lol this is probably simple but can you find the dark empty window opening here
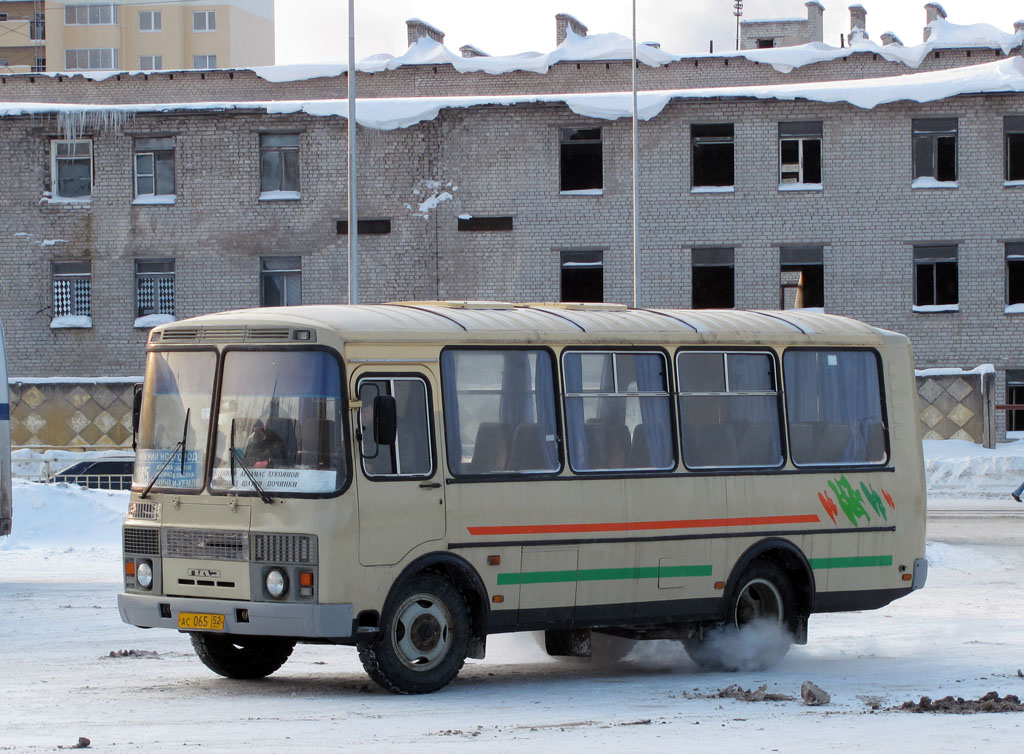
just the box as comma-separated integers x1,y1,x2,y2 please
1007,243,1024,306
913,118,957,183
757,38,775,48
1007,370,1024,431
692,248,734,309
1005,117,1024,182
336,218,391,235
692,124,734,189
780,246,824,309
561,251,603,302
913,245,958,307
779,122,822,185
560,127,602,192
457,216,514,232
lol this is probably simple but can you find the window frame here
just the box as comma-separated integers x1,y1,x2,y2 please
134,258,176,318
133,136,175,199
1005,116,1024,184
1006,243,1024,309
192,54,217,69
259,133,301,197
356,374,436,481
675,347,785,471
193,10,216,32
691,123,735,191
779,246,824,310
139,10,161,32
778,121,822,188
260,256,302,307
560,250,604,303
561,348,676,474
913,244,959,309
65,48,118,70
51,260,92,319
138,55,163,70
691,247,735,309
51,139,93,200
559,126,603,194
912,117,958,185
64,4,117,26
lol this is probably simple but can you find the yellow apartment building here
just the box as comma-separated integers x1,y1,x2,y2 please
0,0,273,73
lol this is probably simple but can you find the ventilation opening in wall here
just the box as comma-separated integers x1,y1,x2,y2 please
561,250,603,303
337,218,391,234
457,216,513,231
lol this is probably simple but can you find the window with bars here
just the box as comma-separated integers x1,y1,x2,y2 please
779,121,822,187
134,137,174,198
135,260,175,317
52,261,91,318
261,257,301,306
65,48,117,70
139,10,161,31
260,134,300,196
65,4,117,25
51,140,92,199
912,118,958,185
193,11,216,31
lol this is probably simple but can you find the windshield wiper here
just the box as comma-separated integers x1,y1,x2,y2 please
230,418,275,505
140,408,189,499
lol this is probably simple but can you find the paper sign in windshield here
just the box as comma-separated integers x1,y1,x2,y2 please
211,467,337,494
135,449,203,489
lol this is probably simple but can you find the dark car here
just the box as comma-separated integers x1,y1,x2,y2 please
50,460,135,490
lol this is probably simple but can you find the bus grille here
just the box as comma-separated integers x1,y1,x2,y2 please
127,500,159,520
163,528,249,561
153,326,293,343
123,527,160,556
252,533,316,564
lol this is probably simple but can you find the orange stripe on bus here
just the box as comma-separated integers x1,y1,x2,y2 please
467,514,821,536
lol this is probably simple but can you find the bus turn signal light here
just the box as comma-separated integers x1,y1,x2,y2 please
125,561,136,576
902,573,912,581
492,595,504,604
299,572,314,587
487,555,501,566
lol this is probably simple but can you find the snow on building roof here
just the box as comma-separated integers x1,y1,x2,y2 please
5,56,1024,132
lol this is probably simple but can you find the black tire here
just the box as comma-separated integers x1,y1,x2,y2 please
190,633,295,679
358,573,471,694
683,561,798,672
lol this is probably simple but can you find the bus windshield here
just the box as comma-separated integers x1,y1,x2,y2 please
210,349,345,495
134,350,216,491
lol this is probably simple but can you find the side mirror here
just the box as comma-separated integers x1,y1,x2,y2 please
373,395,397,446
131,383,143,452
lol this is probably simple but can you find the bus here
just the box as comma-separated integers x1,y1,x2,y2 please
0,318,10,537
118,302,927,694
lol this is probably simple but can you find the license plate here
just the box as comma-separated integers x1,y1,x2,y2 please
177,612,225,631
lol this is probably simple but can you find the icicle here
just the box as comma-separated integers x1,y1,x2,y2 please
57,108,135,140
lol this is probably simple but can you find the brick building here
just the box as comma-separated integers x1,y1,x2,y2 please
3,5,1024,441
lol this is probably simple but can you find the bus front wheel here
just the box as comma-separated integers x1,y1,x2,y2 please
190,633,295,679
358,573,471,694
682,561,797,672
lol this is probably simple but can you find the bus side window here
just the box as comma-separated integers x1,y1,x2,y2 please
358,377,433,478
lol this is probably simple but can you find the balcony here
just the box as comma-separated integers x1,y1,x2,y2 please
0,18,44,47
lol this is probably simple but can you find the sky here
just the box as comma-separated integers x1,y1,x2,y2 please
273,0,1024,65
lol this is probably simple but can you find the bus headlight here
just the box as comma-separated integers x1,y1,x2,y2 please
266,569,288,599
136,561,153,590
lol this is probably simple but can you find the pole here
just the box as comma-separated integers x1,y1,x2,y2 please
631,0,640,309
347,0,359,305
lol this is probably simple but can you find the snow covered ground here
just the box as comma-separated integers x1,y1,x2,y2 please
3,440,1024,752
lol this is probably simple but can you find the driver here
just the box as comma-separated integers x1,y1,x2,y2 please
243,419,286,468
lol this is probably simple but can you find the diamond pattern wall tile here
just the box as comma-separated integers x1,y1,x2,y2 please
918,379,944,404
947,377,974,403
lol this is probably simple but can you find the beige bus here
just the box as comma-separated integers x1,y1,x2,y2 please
118,302,927,694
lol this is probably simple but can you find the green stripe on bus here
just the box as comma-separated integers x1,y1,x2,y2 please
809,555,893,570
497,564,712,586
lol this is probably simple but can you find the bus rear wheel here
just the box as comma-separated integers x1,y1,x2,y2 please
358,573,471,694
190,633,295,679
682,561,797,672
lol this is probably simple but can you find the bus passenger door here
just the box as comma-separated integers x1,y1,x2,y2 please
353,371,446,566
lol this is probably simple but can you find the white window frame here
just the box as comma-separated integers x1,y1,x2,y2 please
51,260,92,324
139,55,163,71
192,54,217,69
64,4,117,26
135,259,176,319
65,48,118,71
134,137,175,201
139,10,161,32
260,257,302,307
193,10,216,32
50,140,92,201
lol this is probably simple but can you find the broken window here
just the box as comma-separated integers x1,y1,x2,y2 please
912,118,957,184
692,248,734,309
756,38,775,48
779,122,822,186
1005,117,1024,182
913,245,958,307
1007,243,1024,307
780,246,824,309
560,127,602,192
561,250,603,302
692,124,734,189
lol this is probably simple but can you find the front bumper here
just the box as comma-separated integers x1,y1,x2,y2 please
118,592,354,639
